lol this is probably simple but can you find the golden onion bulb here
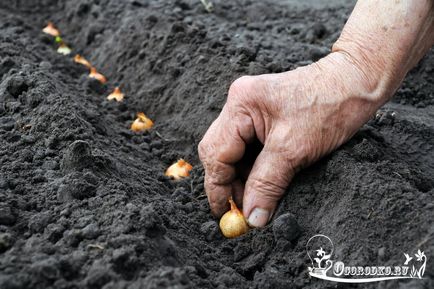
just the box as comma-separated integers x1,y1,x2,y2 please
74,54,92,68
42,22,60,37
107,87,124,102
131,112,154,132
89,67,107,84
165,159,192,180
219,198,249,238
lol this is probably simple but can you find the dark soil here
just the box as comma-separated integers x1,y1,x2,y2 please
0,1,433,288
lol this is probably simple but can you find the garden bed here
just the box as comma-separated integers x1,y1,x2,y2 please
0,0,433,288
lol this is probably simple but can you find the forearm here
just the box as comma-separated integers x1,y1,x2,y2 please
332,0,434,105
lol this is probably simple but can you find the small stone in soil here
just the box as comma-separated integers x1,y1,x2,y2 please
0,203,16,225
272,213,301,242
200,220,222,241
82,223,100,240
0,233,14,252
61,140,93,172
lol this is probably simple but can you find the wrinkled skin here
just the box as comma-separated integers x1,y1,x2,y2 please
199,52,380,226
199,0,434,227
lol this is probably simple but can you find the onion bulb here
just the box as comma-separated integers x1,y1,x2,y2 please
89,67,107,84
42,22,60,37
57,43,71,55
165,159,193,180
131,112,153,132
219,198,249,238
107,87,124,102
74,54,92,68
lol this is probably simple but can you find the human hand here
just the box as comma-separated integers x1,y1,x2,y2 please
199,0,434,228
198,52,385,227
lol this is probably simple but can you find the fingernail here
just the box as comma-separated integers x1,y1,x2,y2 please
247,208,270,228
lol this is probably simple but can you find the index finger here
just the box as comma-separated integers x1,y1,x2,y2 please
198,106,255,217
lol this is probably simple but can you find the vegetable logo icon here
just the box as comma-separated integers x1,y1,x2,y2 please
306,234,334,276
403,253,412,265
409,249,426,279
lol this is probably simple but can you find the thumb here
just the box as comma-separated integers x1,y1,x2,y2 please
242,135,296,228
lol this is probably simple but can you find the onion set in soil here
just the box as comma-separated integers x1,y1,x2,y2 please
107,87,124,102
57,43,71,55
165,159,193,180
42,22,60,37
74,54,92,68
131,112,154,132
219,198,249,238
89,67,107,84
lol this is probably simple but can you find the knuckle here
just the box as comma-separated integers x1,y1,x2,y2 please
198,140,207,161
289,141,315,170
204,181,228,217
198,138,215,166
248,177,286,200
208,197,221,212
207,161,234,185
204,177,216,199
228,75,253,101
231,75,253,89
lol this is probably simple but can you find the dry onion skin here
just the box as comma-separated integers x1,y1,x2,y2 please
219,198,249,238
42,22,60,37
89,67,107,84
165,159,193,180
74,54,92,68
107,87,124,102
130,112,154,132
